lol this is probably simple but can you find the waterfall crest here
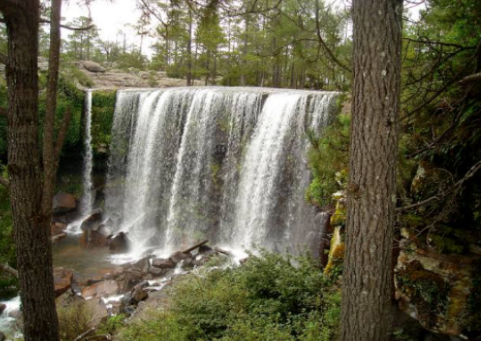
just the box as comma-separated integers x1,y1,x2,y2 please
105,87,337,255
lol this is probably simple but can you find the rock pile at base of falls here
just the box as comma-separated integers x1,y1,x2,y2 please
51,241,235,329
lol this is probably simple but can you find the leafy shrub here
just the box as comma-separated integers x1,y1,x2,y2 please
57,299,92,341
306,98,349,208
118,250,340,341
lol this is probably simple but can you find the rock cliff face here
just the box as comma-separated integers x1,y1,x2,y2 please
323,190,481,339
76,61,203,89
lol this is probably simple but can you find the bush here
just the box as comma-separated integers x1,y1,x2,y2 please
0,167,17,299
57,299,92,341
117,250,340,341
306,98,349,208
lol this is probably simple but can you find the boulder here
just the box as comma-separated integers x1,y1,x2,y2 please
169,251,191,265
148,266,166,277
0,332,4,341
82,60,106,73
198,244,215,255
109,232,130,253
80,230,109,248
81,280,119,299
115,270,144,292
84,298,108,328
133,256,150,273
0,303,5,314
53,267,74,297
151,258,175,269
51,221,68,236
52,192,77,214
80,211,103,232
130,280,149,304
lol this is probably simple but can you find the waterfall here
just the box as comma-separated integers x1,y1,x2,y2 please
105,87,337,256
81,89,94,215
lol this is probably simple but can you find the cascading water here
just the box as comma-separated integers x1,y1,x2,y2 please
105,87,337,256
81,89,94,215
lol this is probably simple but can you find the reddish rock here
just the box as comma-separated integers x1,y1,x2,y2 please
52,192,77,214
81,280,119,299
0,303,6,314
53,267,74,297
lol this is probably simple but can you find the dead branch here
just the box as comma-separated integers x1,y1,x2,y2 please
0,263,18,277
460,72,481,84
182,240,208,254
73,328,96,341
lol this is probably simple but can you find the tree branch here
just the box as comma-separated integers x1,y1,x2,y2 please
0,263,18,277
0,174,9,189
39,18,94,31
402,37,477,50
459,72,481,84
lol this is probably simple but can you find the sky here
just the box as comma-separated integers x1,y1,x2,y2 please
62,0,426,59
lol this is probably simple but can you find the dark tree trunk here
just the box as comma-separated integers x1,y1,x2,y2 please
0,1,60,340
340,0,403,340
42,0,61,214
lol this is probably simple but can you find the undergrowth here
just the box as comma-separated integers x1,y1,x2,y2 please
117,250,340,341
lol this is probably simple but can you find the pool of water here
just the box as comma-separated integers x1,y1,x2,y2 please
52,235,120,279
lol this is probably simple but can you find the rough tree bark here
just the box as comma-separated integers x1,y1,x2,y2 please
340,0,403,340
42,0,63,214
0,0,60,340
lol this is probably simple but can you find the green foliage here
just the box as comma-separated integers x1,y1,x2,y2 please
306,99,349,207
118,251,340,341
91,90,117,151
97,314,127,336
57,299,92,341
0,170,17,299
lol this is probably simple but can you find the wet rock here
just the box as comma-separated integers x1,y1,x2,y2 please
52,232,67,243
170,251,192,265
148,266,166,277
52,192,77,214
133,256,151,273
130,280,149,304
82,60,106,73
8,309,22,319
198,244,215,255
80,211,103,232
151,258,175,269
51,221,68,236
115,270,144,292
0,303,5,314
80,230,108,248
53,267,74,297
0,332,4,341
109,232,130,253
82,280,119,299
